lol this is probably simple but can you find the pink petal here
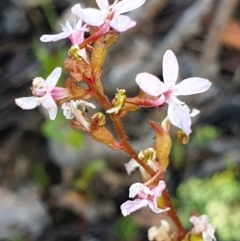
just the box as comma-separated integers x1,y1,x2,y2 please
162,50,179,88
72,5,105,26
40,32,71,42
41,94,57,120
136,72,164,97
129,182,151,198
15,97,41,109
116,0,145,14
151,180,166,196
110,15,136,32
167,102,192,135
96,0,109,10
50,87,68,100
175,77,211,96
45,67,62,91
120,199,149,217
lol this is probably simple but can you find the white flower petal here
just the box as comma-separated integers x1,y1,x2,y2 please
120,199,149,217
45,67,62,91
40,32,70,42
152,180,166,196
129,182,150,198
96,0,109,10
41,94,57,120
175,77,211,96
76,100,96,109
65,21,73,31
190,108,200,117
15,97,41,110
136,72,164,97
125,159,140,175
167,102,192,135
116,0,145,14
162,50,179,88
72,4,105,26
110,15,136,32
75,19,83,30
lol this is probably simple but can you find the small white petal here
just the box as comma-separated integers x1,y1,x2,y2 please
129,182,150,198
72,5,105,26
15,97,41,110
120,199,149,217
75,100,96,109
40,32,70,42
45,67,62,91
41,94,58,120
116,0,145,14
136,72,164,97
162,50,179,88
75,19,83,30
71,4,82,17
190,108,200,117
110,15,136,32
65,21,73,31
175,77,211,96
125,159,140,175
152,180,166,195
167,102,192,135
106,107,120,114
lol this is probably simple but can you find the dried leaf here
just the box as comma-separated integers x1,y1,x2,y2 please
149,121,172,172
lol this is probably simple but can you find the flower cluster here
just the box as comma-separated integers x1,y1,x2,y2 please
14,1,217,240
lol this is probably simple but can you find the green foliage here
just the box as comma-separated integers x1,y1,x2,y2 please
190,125,219,148
176,170,240,241
115,216,139,241
32,162,49,187
74,159,107,192
171,125,219,168
34,42,67,80
9,233,25,241
42,112,84,148
171,142,185,168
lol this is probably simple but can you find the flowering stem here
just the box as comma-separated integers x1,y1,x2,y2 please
162,187,186,240
89,81,155,176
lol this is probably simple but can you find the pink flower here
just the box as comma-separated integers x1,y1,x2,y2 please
15,67,67,120
40,19,88,62
120,180,169,216
190,215,217,241
61,100,96,130
40,19,87,45
72,0,145,32
135,50,211,135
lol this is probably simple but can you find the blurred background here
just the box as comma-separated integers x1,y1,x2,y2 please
0,0,240,240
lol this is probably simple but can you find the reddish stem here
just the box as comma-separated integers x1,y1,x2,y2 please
162,188,186,240
88,80,155,176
